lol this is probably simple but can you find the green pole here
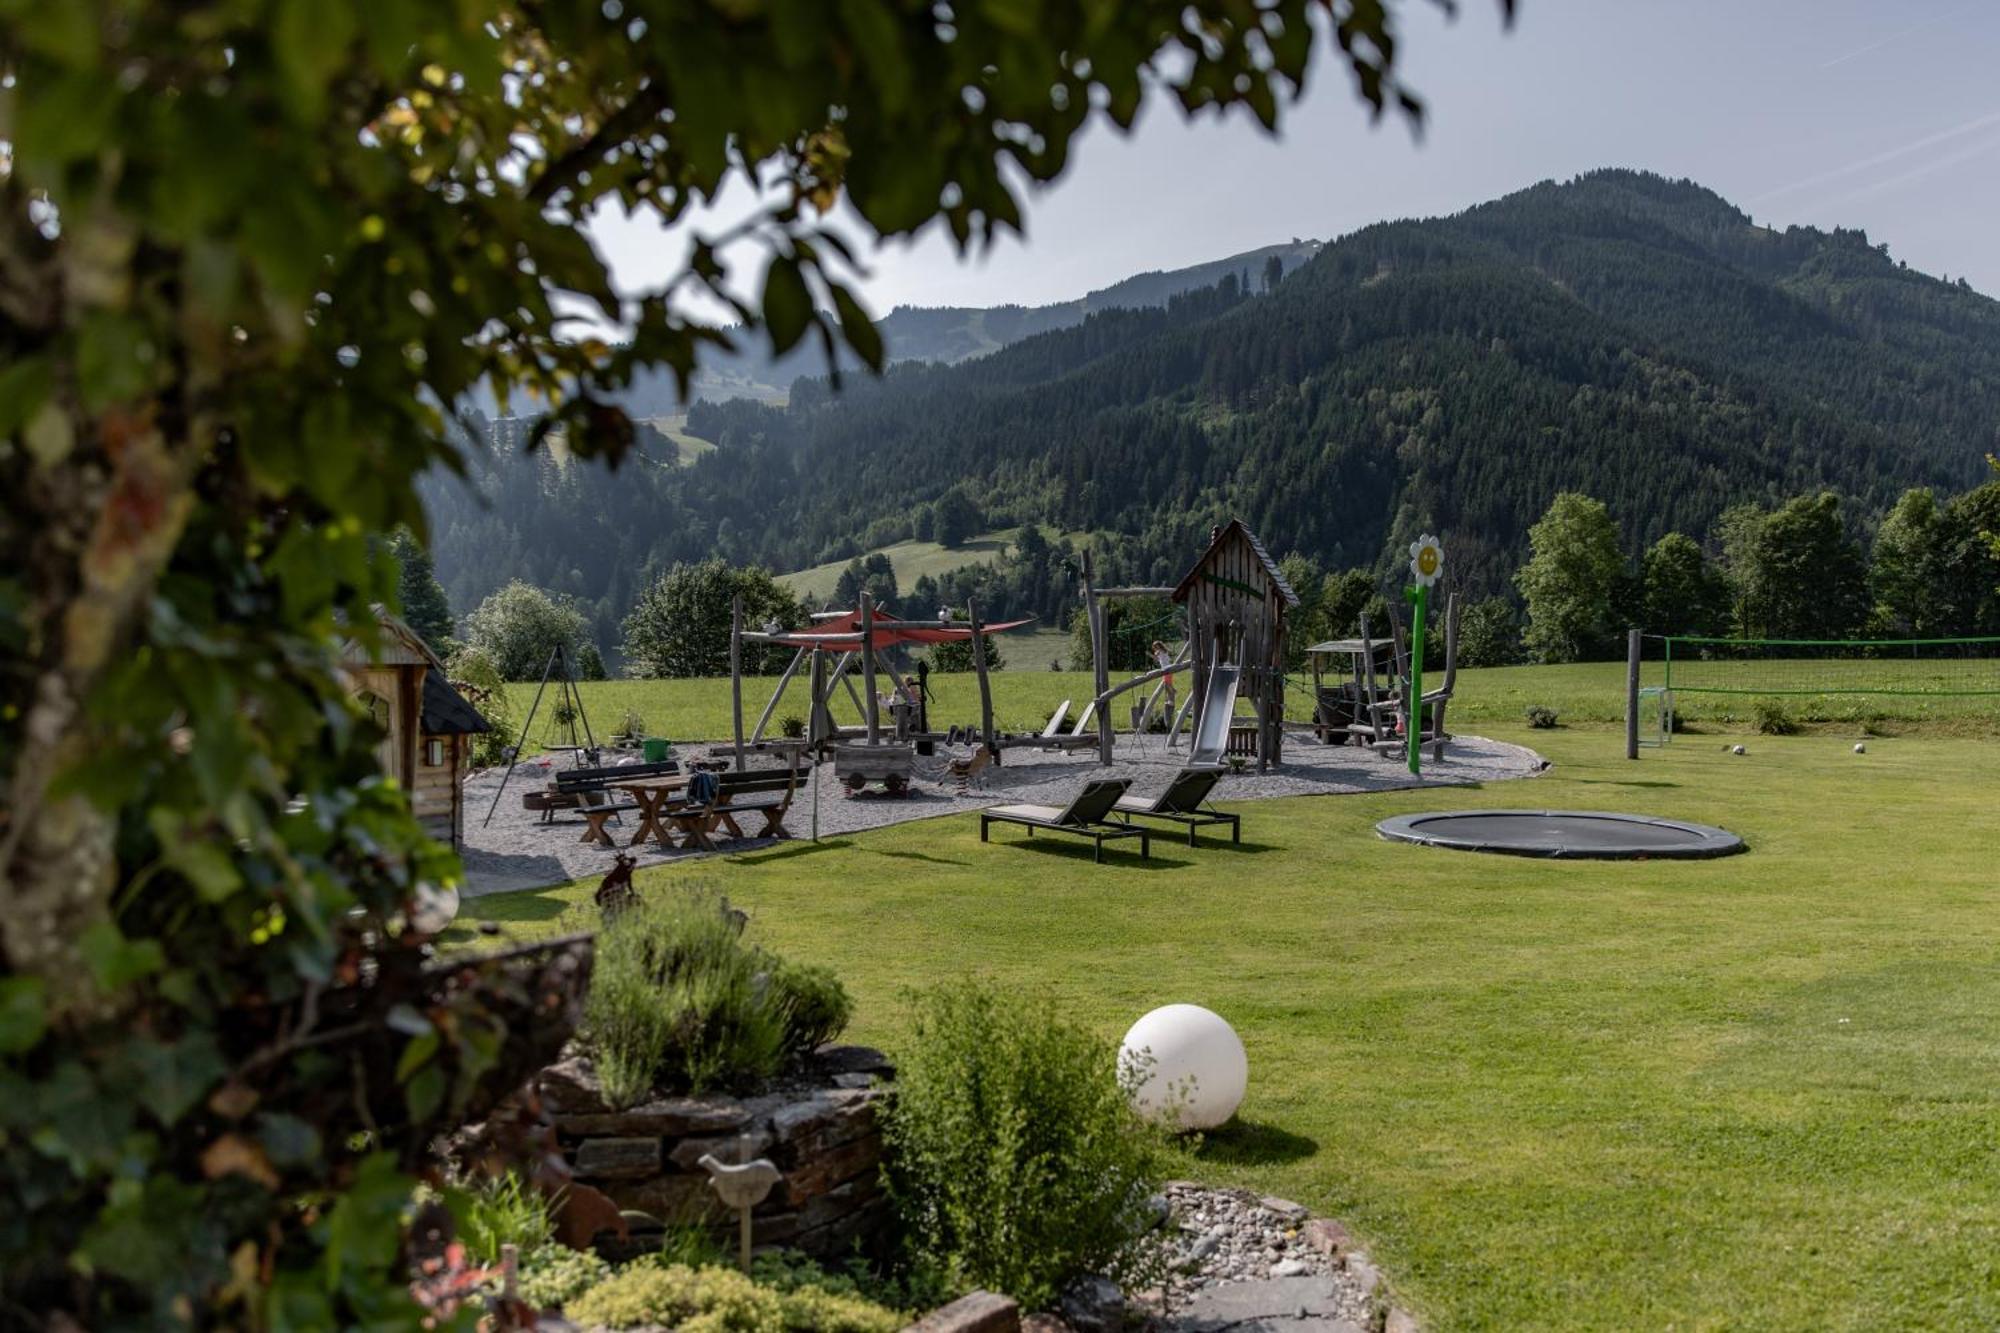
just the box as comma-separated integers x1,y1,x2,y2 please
1407,583,1427,775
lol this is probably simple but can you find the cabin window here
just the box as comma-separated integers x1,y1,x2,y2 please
424,737,446,767
358,690,391,732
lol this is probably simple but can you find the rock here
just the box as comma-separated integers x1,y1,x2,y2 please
1059,1276,1124,1333
1258,1196,1309,1223
1301,1218,1351,1258
535,1056,609,1117
1177,1234,1222,1270
1385,1308,1422,1333
1269,1259,1308,1278
814,1043,895,1078
1020,1314,1072,1333
1344,1254,1381,1298
1139,1194,1171,1234
832,1072,880,1089
551,1092,751,1138
573,1136,662,1179
603,1173,720,1222
1173,1276,1363,1332
668,1129,774,1172
907,1291,1020,1333
782,1132,884,1204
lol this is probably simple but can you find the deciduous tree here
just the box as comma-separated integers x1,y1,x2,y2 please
1516,493,1626,661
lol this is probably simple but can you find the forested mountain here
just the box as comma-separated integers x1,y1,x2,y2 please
610,240,1321,411
424,169,2000,655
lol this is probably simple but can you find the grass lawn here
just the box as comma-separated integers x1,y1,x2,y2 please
509,658,2000,754
772,526,1093,604
455,727,2000,1330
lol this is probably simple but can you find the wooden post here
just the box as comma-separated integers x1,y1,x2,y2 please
861,593,879,744
730,594,746,770
1626,627,1642,760
968,596,996,754
1084,550,1115,764
751,646,806,743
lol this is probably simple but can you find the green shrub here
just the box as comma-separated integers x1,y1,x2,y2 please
1525,704,1559,729
448,646,515,766
454,1172,555,1265
583,887,858,1106
1754,699,1801,735
882,983,1168,1308
752,1249,957,1318
567,1261,903,1333
779,713,806,739
517,1244,611,1310
769,960,854,1058
618,708,649,739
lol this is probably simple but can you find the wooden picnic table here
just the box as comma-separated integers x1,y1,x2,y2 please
610,773,696,849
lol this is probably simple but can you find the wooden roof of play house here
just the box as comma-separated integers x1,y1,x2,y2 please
1171,519,1301,609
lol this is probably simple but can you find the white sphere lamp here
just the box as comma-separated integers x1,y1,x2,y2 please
1118,1004,1247,1131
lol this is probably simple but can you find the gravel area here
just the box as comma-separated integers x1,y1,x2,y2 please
1159,1183,1350,1299
459,731,1546,898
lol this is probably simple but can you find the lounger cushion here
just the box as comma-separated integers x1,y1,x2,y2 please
985,803,1065,822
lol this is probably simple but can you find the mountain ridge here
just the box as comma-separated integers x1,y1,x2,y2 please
425,168,2000,652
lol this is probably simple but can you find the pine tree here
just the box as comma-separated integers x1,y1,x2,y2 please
389,529,455,651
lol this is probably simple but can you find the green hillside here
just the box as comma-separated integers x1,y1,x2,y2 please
426,169,2000,653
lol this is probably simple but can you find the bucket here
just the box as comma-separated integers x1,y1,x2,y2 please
641,737,671,763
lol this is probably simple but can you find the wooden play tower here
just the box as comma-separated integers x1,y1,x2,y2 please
1171,520,1299,771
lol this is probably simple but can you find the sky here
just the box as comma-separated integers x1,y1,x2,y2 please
586,0,2000,320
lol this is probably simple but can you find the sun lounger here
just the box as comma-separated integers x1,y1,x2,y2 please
1111,767,1239,846
979,778,1149,862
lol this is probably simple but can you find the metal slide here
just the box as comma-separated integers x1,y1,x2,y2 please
1187,665,1241,766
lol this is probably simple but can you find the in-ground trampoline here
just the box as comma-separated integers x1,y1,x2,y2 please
1375,809,1745,860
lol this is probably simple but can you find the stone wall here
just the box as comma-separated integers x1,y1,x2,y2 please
534,1044,894,1262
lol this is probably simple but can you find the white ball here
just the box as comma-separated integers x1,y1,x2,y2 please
1119,1004,1247,1132
1853,742,1867,754
1731,744,1747,756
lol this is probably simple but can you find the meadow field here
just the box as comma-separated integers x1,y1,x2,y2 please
457,727,2000,1329
506,657,2000,752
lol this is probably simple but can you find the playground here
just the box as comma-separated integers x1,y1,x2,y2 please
457,728,1545,895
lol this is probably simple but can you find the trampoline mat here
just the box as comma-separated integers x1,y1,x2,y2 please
1375,809,1745,860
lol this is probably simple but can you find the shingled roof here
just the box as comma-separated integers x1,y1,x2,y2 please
421,670,492,735
1172,518,1301,608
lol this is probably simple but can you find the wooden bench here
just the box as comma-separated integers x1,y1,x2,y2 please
551,760,680,845
666,766,804,849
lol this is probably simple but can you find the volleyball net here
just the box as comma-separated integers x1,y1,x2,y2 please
1654,635,2000,698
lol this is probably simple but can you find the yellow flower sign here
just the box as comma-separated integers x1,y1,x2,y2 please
1409,534,1444,587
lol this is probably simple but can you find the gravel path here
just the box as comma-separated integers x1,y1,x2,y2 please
459,732,1546,898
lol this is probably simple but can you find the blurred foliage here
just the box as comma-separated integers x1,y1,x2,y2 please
0,0,1481,1322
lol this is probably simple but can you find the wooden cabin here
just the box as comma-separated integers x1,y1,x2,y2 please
1172,519,1300,769
343,611,492,851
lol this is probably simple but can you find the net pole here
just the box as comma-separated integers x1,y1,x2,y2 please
1625,628,1641,761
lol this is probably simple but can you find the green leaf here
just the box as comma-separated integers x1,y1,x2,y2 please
257,1112,323,1168
322,1153,411,1284
274,0,358,120
165,837,245,903
404,1062,445,1123
830,282,884,371
126,1033,227,1125
394,1028,439,1083
76,312,154,412
79,921,166,992
761,256,814,356
0,357,53,439
0,977,47,1055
